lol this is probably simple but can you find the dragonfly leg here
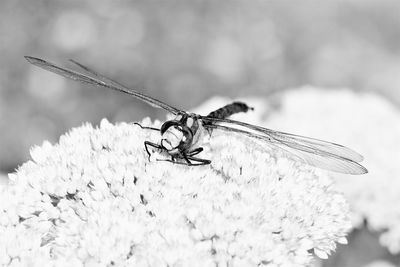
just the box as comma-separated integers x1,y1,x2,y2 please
156,152,211,166
186,155,211,166
183,153,211,166
133,122,160,132
182,153,192,164
144,141,164,160
205,127,213,137
156,158,184,166
156,157,188,165
187,147,203,156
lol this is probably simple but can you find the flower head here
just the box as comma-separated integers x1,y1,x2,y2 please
1,117,351,266
263,87,400,254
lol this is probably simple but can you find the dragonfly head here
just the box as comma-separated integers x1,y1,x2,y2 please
160,120,193,152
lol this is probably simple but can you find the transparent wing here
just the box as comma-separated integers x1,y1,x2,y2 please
25,56,182,115
203,117,367,175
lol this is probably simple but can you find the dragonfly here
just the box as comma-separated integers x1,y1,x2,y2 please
25,56,368,175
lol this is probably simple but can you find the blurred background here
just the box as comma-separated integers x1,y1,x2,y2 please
1,0,400,265
2,0,400,173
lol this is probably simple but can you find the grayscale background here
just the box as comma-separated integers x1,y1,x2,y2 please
1,1,399,266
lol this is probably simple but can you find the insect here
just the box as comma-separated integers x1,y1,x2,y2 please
25,56,368,175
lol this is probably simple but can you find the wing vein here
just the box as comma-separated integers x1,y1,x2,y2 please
25,56,181,115
203,117,367,175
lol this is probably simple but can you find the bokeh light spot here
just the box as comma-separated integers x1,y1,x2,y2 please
52,11,98,51
105,9,145,48
203,37,245,83
27,67,66,102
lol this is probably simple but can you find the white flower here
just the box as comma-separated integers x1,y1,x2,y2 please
261,87,400,254
0,116,351,266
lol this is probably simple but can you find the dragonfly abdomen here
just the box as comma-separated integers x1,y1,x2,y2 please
207,101,253,119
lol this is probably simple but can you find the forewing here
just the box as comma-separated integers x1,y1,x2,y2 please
25,56,182,115
203,117,367,175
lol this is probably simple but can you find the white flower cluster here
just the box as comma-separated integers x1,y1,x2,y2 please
261,87,400,254
1,117,351,266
